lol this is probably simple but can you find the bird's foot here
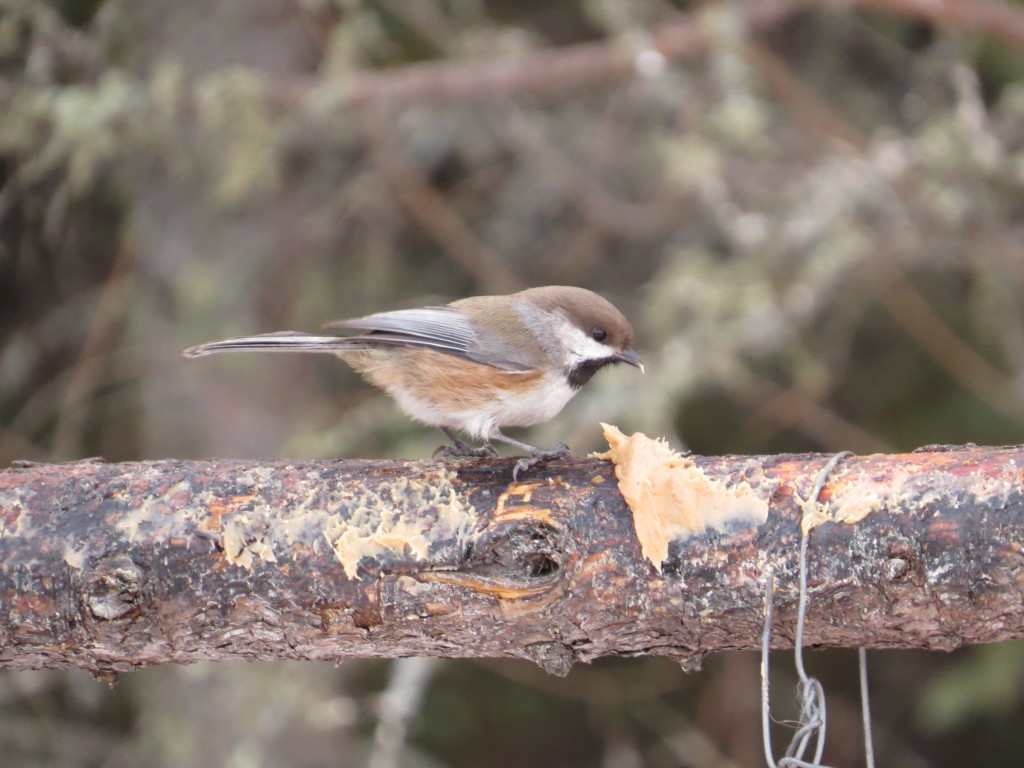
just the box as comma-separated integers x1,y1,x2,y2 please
512,443,573,481
433,439,498,459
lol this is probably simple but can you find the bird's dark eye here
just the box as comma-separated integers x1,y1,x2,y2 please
591,327,607,342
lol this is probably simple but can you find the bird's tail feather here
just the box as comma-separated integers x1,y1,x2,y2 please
183,331,361,358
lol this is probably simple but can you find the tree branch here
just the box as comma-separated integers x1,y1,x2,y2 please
267,0,1024,107
3,444,1024,676
272,0,806,107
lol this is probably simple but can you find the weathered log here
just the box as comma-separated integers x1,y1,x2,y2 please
2,444,1023,676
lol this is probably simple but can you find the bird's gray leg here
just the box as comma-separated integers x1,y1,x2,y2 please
489,429,573,480
432,427,498,458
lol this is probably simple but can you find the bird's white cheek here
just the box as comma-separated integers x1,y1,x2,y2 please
552,323,616,366
520,306,615,366
576,336,617,363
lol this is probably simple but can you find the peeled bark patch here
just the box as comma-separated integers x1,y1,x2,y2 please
321,471,479,578
802,451,1022,533
600,424,772,572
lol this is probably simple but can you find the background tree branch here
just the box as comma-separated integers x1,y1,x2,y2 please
271,0,1024,106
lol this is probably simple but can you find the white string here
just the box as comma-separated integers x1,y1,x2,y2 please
761,451,854,768
859,647,876,768
761,573,779,768
367,657,438,768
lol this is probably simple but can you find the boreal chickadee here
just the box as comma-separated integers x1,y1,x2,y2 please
184,286,642,477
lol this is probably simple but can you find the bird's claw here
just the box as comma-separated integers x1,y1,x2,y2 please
512,443,574,481
433,441,498,459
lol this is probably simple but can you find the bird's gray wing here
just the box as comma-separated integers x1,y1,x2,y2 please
329,307,477,359
328,307,535,371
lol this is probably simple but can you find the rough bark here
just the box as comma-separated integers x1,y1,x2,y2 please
2,446,1023,676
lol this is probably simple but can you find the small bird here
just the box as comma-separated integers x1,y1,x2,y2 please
184,286,643,477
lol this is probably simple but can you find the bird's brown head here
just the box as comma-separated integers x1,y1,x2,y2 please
515,286,642,388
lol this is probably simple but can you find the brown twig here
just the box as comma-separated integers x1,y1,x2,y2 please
492,103,690,240
52,244,135,459
744,42,869,152
737,374,894,454
268,0,1024,109
274,0,809,107
881,273,1024,419
358,106,523,293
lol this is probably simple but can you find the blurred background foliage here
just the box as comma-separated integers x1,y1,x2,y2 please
2,0,1024,765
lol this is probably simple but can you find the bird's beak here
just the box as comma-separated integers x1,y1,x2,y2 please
615,348,644,374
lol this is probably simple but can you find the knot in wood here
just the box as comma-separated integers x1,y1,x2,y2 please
885,556,910,581
84,555,144,621
416,519,567,600
522,641,575,677
469,520,563,583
